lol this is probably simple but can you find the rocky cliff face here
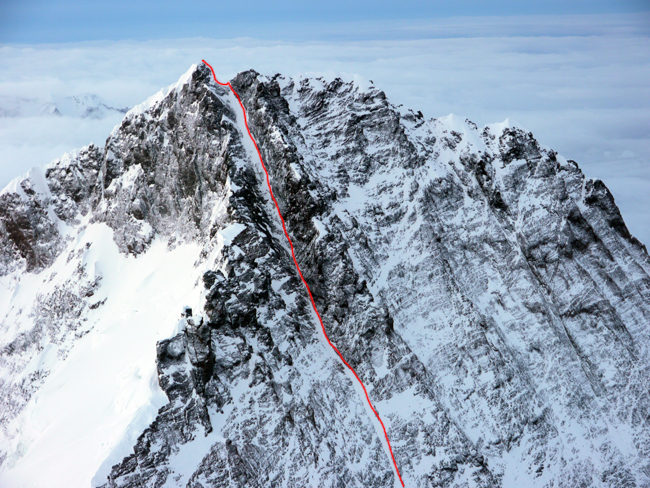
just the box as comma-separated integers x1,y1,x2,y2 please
1,63,649,488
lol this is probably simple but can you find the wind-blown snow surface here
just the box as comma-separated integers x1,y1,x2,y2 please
1,64,649,487
1,228,200,488
0,151,216,485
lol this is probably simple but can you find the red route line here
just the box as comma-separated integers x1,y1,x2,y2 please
202,60,405,487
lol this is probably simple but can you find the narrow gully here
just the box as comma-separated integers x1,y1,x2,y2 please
202,59,405,487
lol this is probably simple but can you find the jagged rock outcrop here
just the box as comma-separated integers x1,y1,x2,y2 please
1,63,649,488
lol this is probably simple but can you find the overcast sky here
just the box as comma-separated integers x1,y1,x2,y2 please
0,1,649,243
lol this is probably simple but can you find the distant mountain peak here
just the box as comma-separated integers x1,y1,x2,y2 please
0,93,128,119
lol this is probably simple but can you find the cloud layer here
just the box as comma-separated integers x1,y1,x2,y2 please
1,14,649,243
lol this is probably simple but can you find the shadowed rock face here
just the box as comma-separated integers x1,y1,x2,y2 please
1,64,650,488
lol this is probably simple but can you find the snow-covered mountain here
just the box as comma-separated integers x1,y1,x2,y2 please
1,63,649,488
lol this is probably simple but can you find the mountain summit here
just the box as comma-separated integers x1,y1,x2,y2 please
1,63,649,488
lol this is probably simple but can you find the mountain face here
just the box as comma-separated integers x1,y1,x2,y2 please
1,63,649,488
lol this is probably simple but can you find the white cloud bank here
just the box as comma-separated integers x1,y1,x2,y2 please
1,13,649,243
